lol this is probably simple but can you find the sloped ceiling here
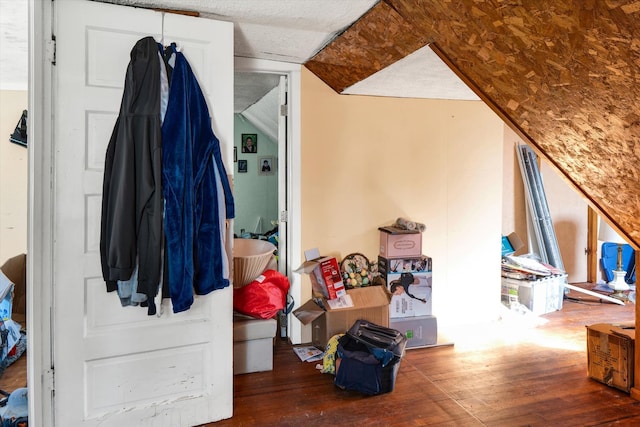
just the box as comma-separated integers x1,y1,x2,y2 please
307,0,640,248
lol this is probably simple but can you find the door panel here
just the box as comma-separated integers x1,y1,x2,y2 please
54,1,233,425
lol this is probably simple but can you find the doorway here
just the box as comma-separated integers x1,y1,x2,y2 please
233,72,281,242
234,58,303,343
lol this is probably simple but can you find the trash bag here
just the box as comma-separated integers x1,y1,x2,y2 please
233,270,290,319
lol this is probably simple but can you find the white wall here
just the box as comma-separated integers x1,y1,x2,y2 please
0,90,28,262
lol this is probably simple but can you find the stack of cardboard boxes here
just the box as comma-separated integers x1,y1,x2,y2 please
377,227,437,348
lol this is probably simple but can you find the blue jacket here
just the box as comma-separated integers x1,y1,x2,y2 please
162,44,235,313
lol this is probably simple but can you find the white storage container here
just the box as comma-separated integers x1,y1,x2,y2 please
501,274,567,315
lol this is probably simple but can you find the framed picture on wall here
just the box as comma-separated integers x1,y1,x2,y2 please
241,134,257,153
258,156,274,176
238,159,248,173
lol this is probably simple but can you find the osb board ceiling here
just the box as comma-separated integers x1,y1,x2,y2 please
307,0,640,247
306,2,427,91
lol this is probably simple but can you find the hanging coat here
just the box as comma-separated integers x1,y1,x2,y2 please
100,36,163,315
162,44,235,313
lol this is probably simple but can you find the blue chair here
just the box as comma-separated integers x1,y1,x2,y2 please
601,242,635,284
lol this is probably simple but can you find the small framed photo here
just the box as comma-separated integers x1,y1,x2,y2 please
238,159,248,173
258,156,274,175
234,146,237,162
241,134,257,153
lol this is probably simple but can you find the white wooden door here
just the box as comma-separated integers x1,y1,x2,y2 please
53,1,234,425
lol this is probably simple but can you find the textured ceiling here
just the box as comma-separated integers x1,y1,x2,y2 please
1,0,478,105
97,0,380,63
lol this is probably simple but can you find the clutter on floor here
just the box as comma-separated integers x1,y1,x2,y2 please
0,255,27,377
286,217,445,395
234,217,443,393
501,233,567,316
0,387,28,426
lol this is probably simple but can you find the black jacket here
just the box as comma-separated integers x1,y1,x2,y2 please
100,37,163,310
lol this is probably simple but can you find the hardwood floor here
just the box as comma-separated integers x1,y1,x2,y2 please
2,286,639,426
209,286,640,427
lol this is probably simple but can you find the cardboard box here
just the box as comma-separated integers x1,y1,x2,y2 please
390,315,437,348
378,255,432,276
586,323,634,393
501,232,524,256
0,254,26,321
293,286,390,349
383,271,433,318
501,274,566,316
379,227,422,258
233,316,277,375
295,248,346,300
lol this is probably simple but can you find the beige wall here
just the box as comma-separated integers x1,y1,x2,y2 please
502,126,528,254
0,90,28,263
300,68,505,328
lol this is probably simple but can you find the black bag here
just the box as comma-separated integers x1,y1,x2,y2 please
335,320,407,395
344,319,406,358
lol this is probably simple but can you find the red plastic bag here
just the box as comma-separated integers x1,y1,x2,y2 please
233,270,290,319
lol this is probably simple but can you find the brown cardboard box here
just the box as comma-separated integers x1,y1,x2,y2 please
293,286,391,349
586,323,635,392
294,248,346,300
0,254,26,320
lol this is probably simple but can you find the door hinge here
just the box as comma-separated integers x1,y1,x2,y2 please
280,104,287,117
280,210,288,223
46,36,56,65
44,368,55,392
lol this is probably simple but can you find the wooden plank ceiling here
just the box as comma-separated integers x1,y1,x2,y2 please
306,0,640,248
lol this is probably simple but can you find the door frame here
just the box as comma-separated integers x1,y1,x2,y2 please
234,58,304,343
28,0,55,425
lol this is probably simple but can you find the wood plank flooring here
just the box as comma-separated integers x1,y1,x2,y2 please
2,285,639,426
209,286,640,427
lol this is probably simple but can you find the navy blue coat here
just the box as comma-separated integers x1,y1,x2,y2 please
162,44,235,313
